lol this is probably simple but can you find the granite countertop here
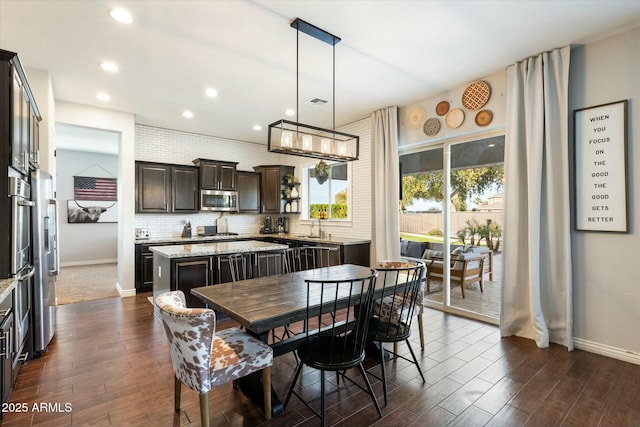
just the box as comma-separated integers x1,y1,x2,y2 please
150,239,289,259
136,233,370,246
0,278,16,303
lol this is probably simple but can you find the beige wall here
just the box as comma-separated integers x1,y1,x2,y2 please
569,25,640,359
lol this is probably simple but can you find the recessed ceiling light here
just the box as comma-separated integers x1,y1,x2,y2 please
96,92,111,102
100,61,118,72
182,110,194,119
285,109,295,116
110,8,133,24
253,125,262,131
488,143,496,148
205,88,218,98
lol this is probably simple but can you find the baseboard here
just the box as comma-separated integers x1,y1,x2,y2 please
573,337,640,366
61,259,117,267
116,282,136,298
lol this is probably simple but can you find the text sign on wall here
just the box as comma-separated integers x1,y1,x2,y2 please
574,100,628,232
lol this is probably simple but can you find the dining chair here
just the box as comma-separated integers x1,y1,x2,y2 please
367,260,426,405
274,246,333,342
156,290,274,426
282,246,332,273
284,270,382,427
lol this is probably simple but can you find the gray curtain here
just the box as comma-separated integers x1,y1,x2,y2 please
501,46,573,350
371,106,400,264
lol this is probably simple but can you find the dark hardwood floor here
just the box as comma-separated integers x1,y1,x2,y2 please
2,293,639,426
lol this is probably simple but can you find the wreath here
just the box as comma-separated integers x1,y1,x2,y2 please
314,160,330,185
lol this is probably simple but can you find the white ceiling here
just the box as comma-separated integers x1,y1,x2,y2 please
1,0,640,152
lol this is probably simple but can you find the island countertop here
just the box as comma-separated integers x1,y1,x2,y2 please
136,233,370,246
150,239,289,259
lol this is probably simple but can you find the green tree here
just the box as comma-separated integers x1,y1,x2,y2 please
401,166,503,211
334,189,347,204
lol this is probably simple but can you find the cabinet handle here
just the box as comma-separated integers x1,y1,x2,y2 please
0,331,7,358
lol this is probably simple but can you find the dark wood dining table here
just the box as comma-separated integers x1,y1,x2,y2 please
191,263,379,417
192,264,376,353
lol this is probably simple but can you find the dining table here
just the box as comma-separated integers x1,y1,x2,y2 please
191,263,411,418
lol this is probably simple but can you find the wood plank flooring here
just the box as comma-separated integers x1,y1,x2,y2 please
2,293,639,426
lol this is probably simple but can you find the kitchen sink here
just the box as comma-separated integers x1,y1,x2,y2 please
298,235,321,239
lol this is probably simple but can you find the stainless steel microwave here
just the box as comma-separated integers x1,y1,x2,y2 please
200,190,238,212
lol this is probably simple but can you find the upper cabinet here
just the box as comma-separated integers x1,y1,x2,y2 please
253,165,295,214
136,162,198,213
237,171,260,214
1,49,41,177
193,159,238,191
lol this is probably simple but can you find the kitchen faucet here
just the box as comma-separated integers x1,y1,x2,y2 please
317,218,325,238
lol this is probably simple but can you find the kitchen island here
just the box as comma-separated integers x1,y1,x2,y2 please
136,233,371,293
151,240,289,310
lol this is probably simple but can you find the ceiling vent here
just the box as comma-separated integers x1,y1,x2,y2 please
306,98,328,106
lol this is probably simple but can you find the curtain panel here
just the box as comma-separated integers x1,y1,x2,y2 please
371,106,400,264
501,46,573,350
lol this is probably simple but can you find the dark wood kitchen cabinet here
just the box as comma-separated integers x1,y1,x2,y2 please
237,171,260,213
172,166,198,212
193,159,238,191
172,257,212,308
136,162,198,213
254,165,294,214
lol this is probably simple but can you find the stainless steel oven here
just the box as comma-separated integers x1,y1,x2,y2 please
200,190,238,212
8,177,34,361
9,177,32,275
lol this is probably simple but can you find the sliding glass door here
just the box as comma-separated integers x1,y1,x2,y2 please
400,135,504,323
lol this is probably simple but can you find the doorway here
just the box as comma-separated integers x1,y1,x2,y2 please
54,123,120,304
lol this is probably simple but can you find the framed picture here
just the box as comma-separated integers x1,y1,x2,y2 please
574,100,628,232
67,200,118,223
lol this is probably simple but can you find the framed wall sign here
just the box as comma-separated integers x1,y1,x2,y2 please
574,100,628,232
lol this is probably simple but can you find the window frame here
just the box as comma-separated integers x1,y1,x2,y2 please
301,160,353,222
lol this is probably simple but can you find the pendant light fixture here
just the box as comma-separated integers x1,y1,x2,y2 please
268,18,359,162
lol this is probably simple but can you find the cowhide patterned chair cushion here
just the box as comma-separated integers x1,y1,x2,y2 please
155,290,273,394
374,261,426,323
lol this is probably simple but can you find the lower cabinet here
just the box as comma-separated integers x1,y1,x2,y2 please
172,257,212,308
0,293,13,416
135,244,158,293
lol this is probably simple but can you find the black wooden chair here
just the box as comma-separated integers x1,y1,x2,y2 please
284,270,382,426
282,246,332,273
367,260,426,405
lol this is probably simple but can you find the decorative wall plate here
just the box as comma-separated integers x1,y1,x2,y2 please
406,106,426,130
445,108,465,128
423,117,440,136
462,81,491,110
475,109,493,126
436,101,450,116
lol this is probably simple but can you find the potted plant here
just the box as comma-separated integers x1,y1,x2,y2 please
314,160,330,185
283,173,295,184
283,187,292,198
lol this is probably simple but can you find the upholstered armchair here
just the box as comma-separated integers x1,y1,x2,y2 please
156,290,273,426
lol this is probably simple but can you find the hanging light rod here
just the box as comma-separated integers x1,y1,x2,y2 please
290,18,341,46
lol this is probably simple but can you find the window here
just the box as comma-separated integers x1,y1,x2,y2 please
306,162,350,220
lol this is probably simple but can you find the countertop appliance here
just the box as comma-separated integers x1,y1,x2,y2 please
196,225,239,237
135,228,150,239
260,216,275,234
31,169,58,356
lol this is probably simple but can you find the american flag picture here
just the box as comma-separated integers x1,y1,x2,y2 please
74,176,117,201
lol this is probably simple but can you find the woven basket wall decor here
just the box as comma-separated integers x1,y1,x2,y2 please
423,117,440,136
462,81,491,110
445,108,465,129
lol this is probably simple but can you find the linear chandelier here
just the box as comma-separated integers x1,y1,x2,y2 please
268,18,359,162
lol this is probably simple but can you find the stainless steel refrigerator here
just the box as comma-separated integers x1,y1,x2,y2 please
30,170,59,355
